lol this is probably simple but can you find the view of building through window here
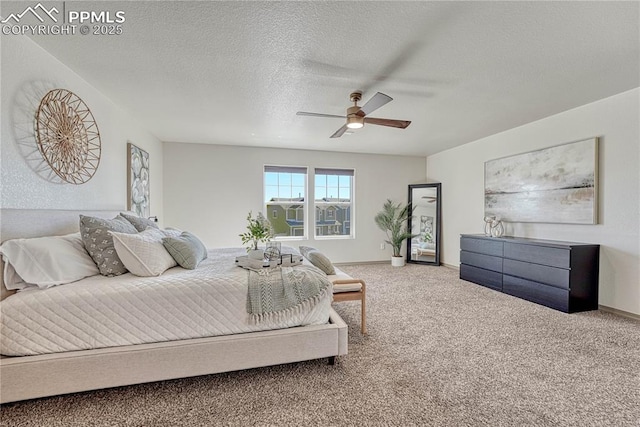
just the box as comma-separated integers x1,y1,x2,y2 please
264,166,354,239
264,166,307,238
314,168,354,237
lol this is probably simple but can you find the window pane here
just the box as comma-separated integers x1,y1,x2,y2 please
279,173,291,186
339,187,351,200
313,168,355,238
291,186,303,198
292,173,305,187
264,166,308,239
265,186,279,202
316,187,327,200
265,172,278,186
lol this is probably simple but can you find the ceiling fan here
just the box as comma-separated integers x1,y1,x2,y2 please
296,91,411,138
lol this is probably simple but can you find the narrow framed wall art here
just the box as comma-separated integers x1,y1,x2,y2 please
127,142,150,217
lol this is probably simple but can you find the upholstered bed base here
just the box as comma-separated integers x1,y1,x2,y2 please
0,310,347,403
0,209,348,403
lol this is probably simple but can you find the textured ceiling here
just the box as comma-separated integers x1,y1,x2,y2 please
26,1,640,156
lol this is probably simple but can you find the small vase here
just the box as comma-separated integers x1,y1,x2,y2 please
248,249,264,260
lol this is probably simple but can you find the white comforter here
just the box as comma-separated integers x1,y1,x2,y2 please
0,248,331,356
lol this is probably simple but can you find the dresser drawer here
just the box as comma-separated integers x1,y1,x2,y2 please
460,264,502,291
503,259,570,289
461,237,503,257
460,251,503,272
503,275,569,312
504,242,570,269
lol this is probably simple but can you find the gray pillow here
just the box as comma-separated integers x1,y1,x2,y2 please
119,212,159,232
305,250,336,275
162,232,208,269
79,215,138,276
298,245,317,259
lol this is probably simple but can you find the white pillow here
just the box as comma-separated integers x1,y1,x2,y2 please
0,233,100,289
110,228,181,277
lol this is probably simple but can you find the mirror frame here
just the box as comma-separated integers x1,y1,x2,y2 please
407,183,442,265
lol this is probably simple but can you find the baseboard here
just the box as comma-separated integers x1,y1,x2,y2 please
335,261,460,268
598,305,640,321
334,261,389,267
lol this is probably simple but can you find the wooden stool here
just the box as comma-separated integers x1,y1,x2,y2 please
332,279,366,335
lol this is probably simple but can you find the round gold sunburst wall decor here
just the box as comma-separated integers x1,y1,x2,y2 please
35,89,101,184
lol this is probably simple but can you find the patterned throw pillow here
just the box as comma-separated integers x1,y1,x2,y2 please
119,212,159,232
305,250,336,275
162,232,208,270
79,215,138,276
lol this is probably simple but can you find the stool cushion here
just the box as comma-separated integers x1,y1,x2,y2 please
333,282,363,293
327,267,351,282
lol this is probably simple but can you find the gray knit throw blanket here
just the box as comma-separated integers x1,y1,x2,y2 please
247,265,332,324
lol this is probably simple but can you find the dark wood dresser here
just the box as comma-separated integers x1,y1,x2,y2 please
459,234,599,313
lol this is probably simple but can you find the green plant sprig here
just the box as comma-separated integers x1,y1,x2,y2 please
239,211,273,251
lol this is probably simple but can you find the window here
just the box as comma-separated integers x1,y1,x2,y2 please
264,165,307,239
314,168,354,238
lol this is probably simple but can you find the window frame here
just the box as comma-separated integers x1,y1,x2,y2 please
313,167,355,240
263,165,308,241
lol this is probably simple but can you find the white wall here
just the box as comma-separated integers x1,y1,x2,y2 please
0,36,163,217
163,143,426,263
427,89,640,315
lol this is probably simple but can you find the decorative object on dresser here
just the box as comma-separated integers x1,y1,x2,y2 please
35,89,101,184
459,234,599,313
407,183,442,265
374,199,416,267
482,217,504,237
127,143,151,217
485,137,598,224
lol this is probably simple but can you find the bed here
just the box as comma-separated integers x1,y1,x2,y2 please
0,209,348,403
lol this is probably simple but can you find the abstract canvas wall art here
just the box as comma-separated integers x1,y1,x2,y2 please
485,138,598,224
127,143,150,217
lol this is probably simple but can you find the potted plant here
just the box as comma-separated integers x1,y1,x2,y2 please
239,211,273,259
374,199,416,267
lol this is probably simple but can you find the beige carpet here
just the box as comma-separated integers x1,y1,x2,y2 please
2,264,639,426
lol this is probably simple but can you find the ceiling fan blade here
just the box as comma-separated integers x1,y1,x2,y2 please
330,124,349,138
296,111,346,119
364,117,411,129
357,92,393,116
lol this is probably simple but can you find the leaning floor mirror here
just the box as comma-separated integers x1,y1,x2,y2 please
407,183,441,265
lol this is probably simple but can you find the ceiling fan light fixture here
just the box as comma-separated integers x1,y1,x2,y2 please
346,105,364,129
297,91,409,138
346,117,364,129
